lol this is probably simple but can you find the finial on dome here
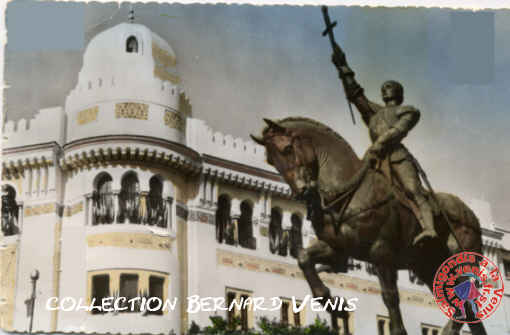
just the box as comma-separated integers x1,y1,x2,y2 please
128,5,135,23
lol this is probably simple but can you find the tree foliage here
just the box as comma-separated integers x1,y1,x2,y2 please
183,316,337,335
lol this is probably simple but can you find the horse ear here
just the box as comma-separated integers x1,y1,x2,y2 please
250,134,265,145
263,118,286,134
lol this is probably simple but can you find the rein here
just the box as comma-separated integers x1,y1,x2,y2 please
322,157,371,211
309,157,374,232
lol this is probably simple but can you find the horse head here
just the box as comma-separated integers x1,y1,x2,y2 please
251,118,361,203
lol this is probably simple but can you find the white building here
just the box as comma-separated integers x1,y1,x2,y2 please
1,20,510,335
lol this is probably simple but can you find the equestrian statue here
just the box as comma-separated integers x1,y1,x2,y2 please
250,6,486,335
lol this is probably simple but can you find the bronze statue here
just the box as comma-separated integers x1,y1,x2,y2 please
332,48,438,247
324,5,436,247
251,117,486,335
249,8,488,334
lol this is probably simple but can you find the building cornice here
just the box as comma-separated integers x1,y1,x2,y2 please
60,135,202,174
481,227,504,240
203,154,291,197
2,142,61,178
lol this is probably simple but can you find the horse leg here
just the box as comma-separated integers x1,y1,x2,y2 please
298,240,336,299
297,241,348,331
376,266,407,335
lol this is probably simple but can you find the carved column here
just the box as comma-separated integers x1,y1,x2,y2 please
113,191,120,224
85,193,93,226
25,168,33,199
205,176,212,208
165,197,174,232
265,191,272,219
211,176,218,210
139,191,148,224
229,198,241,246
17,202,23,233
200,175,208,206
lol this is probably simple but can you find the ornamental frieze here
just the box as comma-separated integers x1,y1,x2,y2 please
24,203,58,217
87,232,172,250
64,201,83,217
77,106,98,125
115,103,148,120
217,249,436,308
164,109,185,131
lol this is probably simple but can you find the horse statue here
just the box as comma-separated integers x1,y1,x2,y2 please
251,117,486,335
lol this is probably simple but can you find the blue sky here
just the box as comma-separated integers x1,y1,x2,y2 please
4,1,510,226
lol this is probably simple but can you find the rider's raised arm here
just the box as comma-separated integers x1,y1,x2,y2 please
332,47,379,125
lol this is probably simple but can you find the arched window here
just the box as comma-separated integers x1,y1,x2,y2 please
215,195,231,244
269,208,282,254
92,173,114,225
1,185,19,236
126,36,138,53
118,172,140,223
239,200,255,249
147,176,167,227
289,213,303,258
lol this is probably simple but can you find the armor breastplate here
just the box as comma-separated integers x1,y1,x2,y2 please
368,106,411,162
368,106,400,142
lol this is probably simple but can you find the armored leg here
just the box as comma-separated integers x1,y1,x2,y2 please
392,159,437,246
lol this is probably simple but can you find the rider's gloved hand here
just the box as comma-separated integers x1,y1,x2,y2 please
331,43,347,68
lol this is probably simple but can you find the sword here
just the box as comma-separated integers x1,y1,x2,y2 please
321,6,356,125
410,155,466,251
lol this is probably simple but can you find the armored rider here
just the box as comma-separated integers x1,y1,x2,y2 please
330,43,437,246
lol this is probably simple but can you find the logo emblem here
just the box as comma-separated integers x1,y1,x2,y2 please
433,252,504,323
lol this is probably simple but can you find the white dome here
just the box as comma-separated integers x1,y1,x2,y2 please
65,23,186,144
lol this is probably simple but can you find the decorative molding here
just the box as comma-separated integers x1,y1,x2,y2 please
60,135,201,175
77,106,99,125
203,155,291,198
164,109,185,131
481,227,504,240
24,203,58,217
87,232,172,250
217,249,436,308
115,103,148,120
2,154,55,180
204,154,284,184
64,201,84,217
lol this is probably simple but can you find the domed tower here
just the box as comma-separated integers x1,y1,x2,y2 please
65,22,187,143
57,20,198,335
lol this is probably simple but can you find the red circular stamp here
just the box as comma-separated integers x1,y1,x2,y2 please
433,251,504,323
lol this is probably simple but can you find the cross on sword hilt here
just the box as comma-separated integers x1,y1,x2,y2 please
321,6,356,125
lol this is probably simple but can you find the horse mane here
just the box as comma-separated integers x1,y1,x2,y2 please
269,116,357,154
